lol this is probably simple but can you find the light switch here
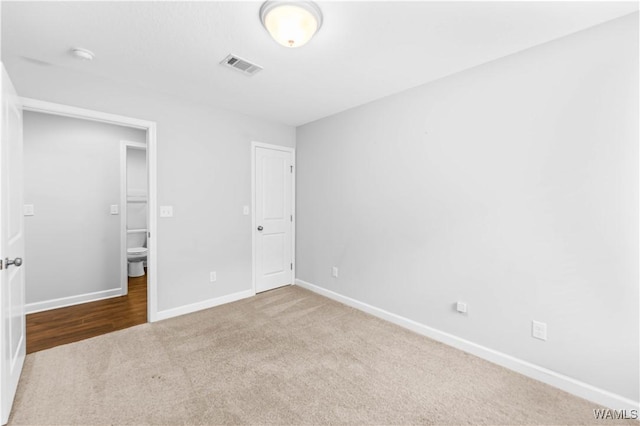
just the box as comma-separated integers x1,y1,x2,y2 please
243,205,250,215
532,320,547,341
160,206,174,218
110,204,119,215
23,204,34,216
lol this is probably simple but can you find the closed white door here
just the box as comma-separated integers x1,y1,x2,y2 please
254,145,294,293
0,65,26,425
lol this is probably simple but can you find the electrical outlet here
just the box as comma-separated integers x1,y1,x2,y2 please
210,271,217,283
331,266,338,278
456,301,467,314
23,204,34,216
532,320,547,341
160,206,173,217
110,204,119,215
243,205,249,215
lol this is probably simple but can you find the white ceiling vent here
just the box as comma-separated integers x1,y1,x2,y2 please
220,54,263,76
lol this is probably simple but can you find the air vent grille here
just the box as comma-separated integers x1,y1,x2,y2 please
220,54,263,76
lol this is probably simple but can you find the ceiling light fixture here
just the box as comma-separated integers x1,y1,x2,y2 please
259,1,323,48
71,48,95,61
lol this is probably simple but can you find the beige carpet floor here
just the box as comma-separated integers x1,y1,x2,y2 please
8,285,631,425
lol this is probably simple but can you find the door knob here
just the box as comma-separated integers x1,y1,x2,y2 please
257,226,264,231
5,257,22,268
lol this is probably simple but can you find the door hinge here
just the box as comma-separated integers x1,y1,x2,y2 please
0,259,3,270
148,232,151,238
290,214,293,222
290,263,293,270
290,165,293,173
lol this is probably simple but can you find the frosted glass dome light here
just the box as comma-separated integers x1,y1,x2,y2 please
260,1,323,48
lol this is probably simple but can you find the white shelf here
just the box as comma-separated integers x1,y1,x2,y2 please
127,228,147,234
127,196,147,203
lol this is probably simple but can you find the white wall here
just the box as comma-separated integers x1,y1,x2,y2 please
126,147,146,196
296,13,638,403
8,62,295,313
126,147,147,232
23,112,146,305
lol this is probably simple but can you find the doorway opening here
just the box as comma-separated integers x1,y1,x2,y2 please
121,140,147,295
20,99,158,353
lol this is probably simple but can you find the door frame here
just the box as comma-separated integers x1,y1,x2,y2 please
119,140,147,296
20,98,160,322
251,141,295,294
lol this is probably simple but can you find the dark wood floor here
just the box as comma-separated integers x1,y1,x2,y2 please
26,274,147,354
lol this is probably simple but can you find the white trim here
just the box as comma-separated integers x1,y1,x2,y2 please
120,141,147,297
251,143,257,294
291,148,296,284
21,97,160,322
146,124,158,321
25,288,123,314
20,98,150,130
251,141,296,294
119,142,127,296
295,278,640,412
155,289,254,322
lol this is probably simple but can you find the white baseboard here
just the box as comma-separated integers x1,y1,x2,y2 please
25,288,123,314
155,289,255,322
295,278,639,412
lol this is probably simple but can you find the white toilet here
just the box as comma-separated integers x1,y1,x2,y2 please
127,233,148,277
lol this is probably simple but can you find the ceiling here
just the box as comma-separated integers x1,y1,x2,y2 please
2,1,638,127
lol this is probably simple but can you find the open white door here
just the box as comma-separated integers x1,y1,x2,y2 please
253,143,294,293
0,65,26,425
